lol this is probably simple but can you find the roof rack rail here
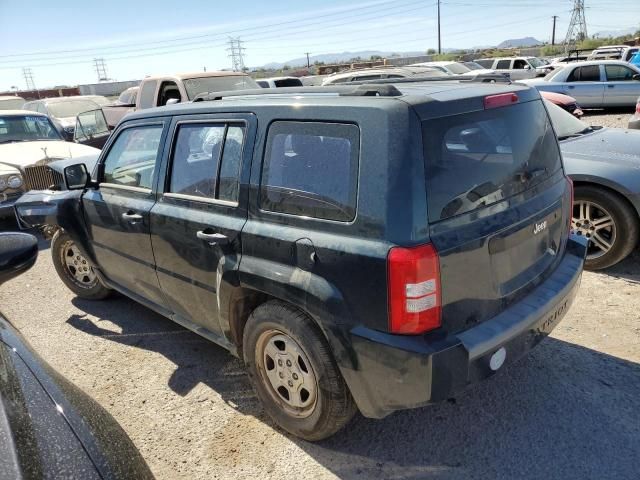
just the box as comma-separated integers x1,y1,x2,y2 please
193,84,404,102
347,73,512,85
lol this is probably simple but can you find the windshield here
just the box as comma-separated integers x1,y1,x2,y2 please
447,63,472,74
544,99,589,138
528,58,545,68
544,66,565,80
463,62,483,70
0,98,25,110
0,114,62,143
183,75,259,100
47,100,100,118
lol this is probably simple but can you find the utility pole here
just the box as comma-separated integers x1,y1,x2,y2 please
305,52,311,68
437,0,441,55
93,58,109,82
227,37,246,72
22,67,39,97
564,0,588,53
551,15,558,45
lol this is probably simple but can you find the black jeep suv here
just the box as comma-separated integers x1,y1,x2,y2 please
16,82,586,440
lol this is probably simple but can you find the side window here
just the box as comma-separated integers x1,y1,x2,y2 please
158,81,181,106
626,49,639,61
475,60,492,68
257,81,269,88
138,80,157,109
102,125,163,189
513,59,527,69
260,121,359,222
169,123,245,202
578,65,600,81
496,60,511,70
605,65,636,81
354,74,383,81
566,67,580,82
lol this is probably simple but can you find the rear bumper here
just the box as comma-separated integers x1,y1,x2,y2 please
340,235,587,419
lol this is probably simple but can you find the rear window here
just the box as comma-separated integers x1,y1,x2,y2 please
475,60,493,68
260,121,359,222
274,78,303,87
422,99,561,222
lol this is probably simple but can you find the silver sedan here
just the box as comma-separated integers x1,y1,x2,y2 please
522,60,640,108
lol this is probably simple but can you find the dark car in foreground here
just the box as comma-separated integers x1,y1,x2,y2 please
544,99,640,269
0,232,153,479
16,81,586,440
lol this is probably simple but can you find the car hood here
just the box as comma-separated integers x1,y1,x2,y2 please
561,128,640,167
0,163,20,175
0,141,100,168
541,90,577,106
57,117,76,128
518,78,546,85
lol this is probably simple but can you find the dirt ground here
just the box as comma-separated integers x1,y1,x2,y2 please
1,109,638,480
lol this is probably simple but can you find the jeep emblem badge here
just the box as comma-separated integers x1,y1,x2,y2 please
533,220,547,235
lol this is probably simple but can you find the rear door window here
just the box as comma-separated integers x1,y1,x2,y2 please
260,121,359,222
569,65,601,82
422,100,561,222
496,60,511,69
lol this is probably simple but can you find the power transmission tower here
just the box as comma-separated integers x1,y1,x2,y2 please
564,0,588,52
22,67,36,90
93,58,109,82
227,37,246,72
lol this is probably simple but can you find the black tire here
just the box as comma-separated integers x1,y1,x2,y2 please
243,300,357,441
51,230,112,300
573,185,639,270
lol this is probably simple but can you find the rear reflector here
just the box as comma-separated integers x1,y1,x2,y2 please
484,93,518,109
388,244,441,334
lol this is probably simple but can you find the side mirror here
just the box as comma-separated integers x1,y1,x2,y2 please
64,163,90,190
524,65,532,70
0,233,38,286
165,98,180,106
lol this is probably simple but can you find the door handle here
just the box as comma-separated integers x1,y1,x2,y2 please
196,230,229,245
122,211,143,224
607,85,615,88
567,85,575,89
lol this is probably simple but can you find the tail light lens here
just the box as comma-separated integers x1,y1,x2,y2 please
566,176,574,235
484,93,518,109
636,100,640,115
388,244,441,334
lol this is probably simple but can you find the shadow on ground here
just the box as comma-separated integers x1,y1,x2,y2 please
67,296,261,415
66,296,640,480
601,249,640,283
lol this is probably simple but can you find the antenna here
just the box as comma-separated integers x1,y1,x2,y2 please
227,37,246,72
564,0,588,53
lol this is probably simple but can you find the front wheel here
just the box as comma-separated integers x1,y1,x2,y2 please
51,230,112,300
243,301,357,441
572,186,639,270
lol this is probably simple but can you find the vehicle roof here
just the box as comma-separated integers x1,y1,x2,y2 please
124,81,538,122
592,45,631,50
326,66,439,79
142,71,251,81
260,76,301,82
0,109,47,116
0,96,25,101
560,59,638,67
25,95,104,104
478,56,537,61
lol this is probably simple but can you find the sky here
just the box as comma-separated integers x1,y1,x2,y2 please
0,0,638,91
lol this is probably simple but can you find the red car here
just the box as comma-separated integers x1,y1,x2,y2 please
541,91,583,117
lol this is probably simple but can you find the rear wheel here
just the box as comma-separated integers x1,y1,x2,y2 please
572,185,639,270
51,230,112,300
243,301,357,441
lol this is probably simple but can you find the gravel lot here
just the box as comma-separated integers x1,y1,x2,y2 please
1,111,639,480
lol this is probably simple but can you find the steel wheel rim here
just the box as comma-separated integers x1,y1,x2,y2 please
61,240,97,288
255,330,318,418
572,200,616,260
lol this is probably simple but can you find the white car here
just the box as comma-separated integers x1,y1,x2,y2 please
474,56,550,79
410,61,496,76
321,66,442,85
0,96,25,111
0,110,100,220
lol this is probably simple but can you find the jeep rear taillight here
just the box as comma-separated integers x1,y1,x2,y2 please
636,99,640,115
567,176,574,235
388,244,441,334
484,93,518,109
